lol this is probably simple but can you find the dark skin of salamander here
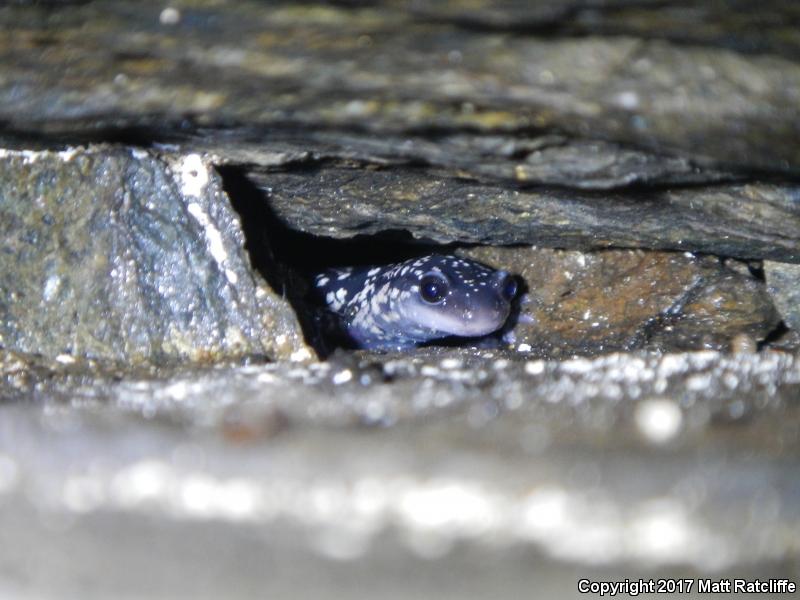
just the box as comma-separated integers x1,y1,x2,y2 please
314,254,518,351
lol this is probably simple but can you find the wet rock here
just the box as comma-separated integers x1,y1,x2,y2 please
0,350,798,598
0,1,799,173
764,261,800,331
0,146,310,363
260,166,800,262
403,0,800,60
193,129,736,190
0,3,797,599
463,247,780,356
567,0,800,60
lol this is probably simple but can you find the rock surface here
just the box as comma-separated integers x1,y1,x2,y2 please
0,146,309,364
259,166,800,262
191,128,738,190
403,0,800,59
0,1,798,597
1,1,799,173
463,247,780,356
0,349,798,599
765,261,800,331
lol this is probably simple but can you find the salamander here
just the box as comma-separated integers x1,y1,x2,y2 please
314,254,518,350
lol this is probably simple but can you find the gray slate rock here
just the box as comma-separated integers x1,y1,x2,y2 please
403,0,800,60
765,261,800,331
0,146,310,364
259,166,800,262
0,1,799,173
197,129,736,190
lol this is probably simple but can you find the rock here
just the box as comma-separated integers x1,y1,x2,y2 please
765,260,800,331
766,328,800,353
405,0,800,60
0,1,798,173
0,146,310,364
566,1,800,60
191,129,736,190
462,247,780,355
259,166,800,262
0,349,798,598
0,3,797,598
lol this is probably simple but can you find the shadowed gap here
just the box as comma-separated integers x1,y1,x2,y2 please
217,166,452,356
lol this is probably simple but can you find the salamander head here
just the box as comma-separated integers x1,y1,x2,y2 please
315,254,518,350
392,254,518,339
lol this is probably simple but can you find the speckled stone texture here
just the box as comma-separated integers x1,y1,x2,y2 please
1,1,799,172
0,146,309,363
0,1,798,598
765,261,800,331
0,349,799,599
463,247,780,356
258,166,800,261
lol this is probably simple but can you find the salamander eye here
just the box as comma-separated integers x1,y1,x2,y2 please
501,275,518,301
419,274,449,304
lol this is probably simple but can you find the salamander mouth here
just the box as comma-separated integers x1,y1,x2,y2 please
404,300,511,337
